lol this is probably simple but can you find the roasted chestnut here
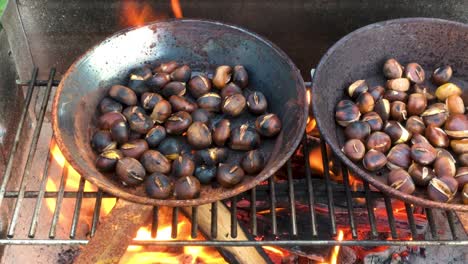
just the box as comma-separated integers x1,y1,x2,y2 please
362,149,387,171
194,166,217,184
384,121,411,144
217,164,245,187
172,155,195,178
404,63,425,84
335,100,361,127
99,97,123,114
230,124,261,150
141,92,163,110
232,65,248,88
347,80,368,99
109,85,138,106
344,121,371,141
146,73,171,91
96,149,123,172
154,61,178,73
213,119,231,146
386,78,410,92
187,122,212,149
451,139,468,155
128,112,154,134
188,75,211,98
174,176,201,199
170,65,191,82
110,121,129,144
413,84,436,101
128,77,149,95
432,65,452,85
406,116,425,135
197,93,222,112
158,138,182,160
116,157,146,186
411,134,430,145
145,173,173,199
241,150,265,174
369,85,385,101
220,83,242,99
421,103,448,127
342,139,366,162
374,98,390,122
195,148,228,166
222,93,246,117
463,184,468,204
161,82,186,98
407,93,427,116
435,83,462,101
129,66,153,81
129,131,142,140
390,101,407,121
165,111,192,135
408,163,435,186
425,125,449,148
444,114,468,139
145,125,166,148
191,109,213,125
356,92,375,114
455,167,468,188
460,153,468,166
410,142,436,165
366,131,391,153
123,106,145,120
446,94,465,114
428,177,458,202
213,65,232,89
150,99,172,124
434,156,456,178
383,90,408,102
383,58,403,79
362,112,383,132
92,130,116,153
98,112,126,130
436,148,456,162
388,169,415,194
169,95,197,113
140,150,171,174
255,113,282,137
120,139,149,159
246,91,268,115
386,144,411,170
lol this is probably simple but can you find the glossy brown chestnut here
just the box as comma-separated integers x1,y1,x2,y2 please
145,125,166,148
451,139,468,155
123,106,145,120
342,139,366,162
388,169,415,194
411,134,430,145
434,156,456,178
213,65,232,89
220,83,242,99
386,144,411,170
217,164,245,187
98,112,126,130
222,93,246,117
436,148,456,162
108,85,138,106
141,92,163,110
413,84,436,101
383,58,403,79
384,121,411,144
128,112,154,134
194,166,217,184
255,113,282,137
172,155,195,178
356,92,375,114
432,65,452,85
165,111,192,135
347,80,368,99
390,101,407,121
428,177,458,202
174,176,201,199
408,163,435,186
154,61,178,74
127,75,150,95
383,90,408,102
369,85,385,101
344,121,371,141
99,97,123,114
421,103,448,127
446,94,465,114
140,150,171,174
406,116,425,135
232,65,248,88
157,138,182,160
188,75,211,98
213,119,231,146
191,109,212,125
386,78,410,92
170,65,191,82
110,121,129,144
435,83,462,101
194,148,228,166
404,63,425,84
410,142,436,165
146,73,171,91
120,139,149,159
169,95,197,113
407,93,427,116
230,124,261,150
366,131,391,153
116,157,146,186
335,100,361,127
92,130,116,153
362,149,387,171
425,125,449,148
241,150,265,174
145,173,173,199
374,98,390,122
187,122,212,149
95,149,123,172
459,153,468,167
245,91,268,115
361,112,383,131
444,114,468,138
150,99,172,124
455,167,468,188
197,93,222,112
161,81,186,98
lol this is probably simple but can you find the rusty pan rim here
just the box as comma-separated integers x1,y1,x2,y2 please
312,17,468,211
52,18,307,206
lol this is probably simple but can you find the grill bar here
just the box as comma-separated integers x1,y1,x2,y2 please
302,135,318,237
49,165,69,238
320,139,337,236
151,206,159,238
405,203,417,238
287,160,298,236
230,196,238,238
269,178,278,236
191,207,198,238
90,189,103,237
340,167,357,239
383,195,398,239
250,187,257,236
363,182,378,238
446,210,458,240
69,176,86,238
425,208,439,240
211,202,218,238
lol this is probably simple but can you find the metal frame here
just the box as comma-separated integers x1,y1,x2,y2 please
0,67,467,247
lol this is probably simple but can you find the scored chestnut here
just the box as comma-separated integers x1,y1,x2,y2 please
425,125,449,148
161,81,187,98
386,144,411,170
366,131,391,153
246,91,268,115
404,63,425,84
444,114,468,139
213,65,232,89
384,121,411,144
411,134,430,145
435,83,462,101
154,61,178,74
115,157,146,186
191,109,213,125
99,97,123,114
390,101,407,121
188,75,211,98
232,65,248,88
170,65,191,82
140,150,171,174
158,137,182,160
388,169,416,194
408,163,435,186
241,150,265,174
92,130,116,153
128,69,150,93
335,99,361,127
432,65,452,85
187,122,212,149
347,80,368,99
455,167,468,188
169,95,197,113
362,149,387,171
446,94,465,114
421,103,448,127
146,73,171,91
95,149,123,172
123,106,145,120
451,139,468,155
344,121,371,141
165,111,192,135
428,177,458,203
407,93,427,116
413,84,436,101
383,90,408,102
110,120,129,144
129,66,153,81
194,166,217,184
174,176,201,199
98,112,126,130
108,85,138,106
150,99,172,124
356,92,375,114
342,139,366,162
361,112,383,132
434,156,456,178
383,58,403,79
374,98,390,122
197,93,222,112
386,78,410,92
230,124,261,151
172,155,195,178
213,119,231,146
145,125,166,148
120,139,149,159
220,83,242,99
406,116,425,135
145,173,173,199
128,112,154,134
194,148,228,166
255,113,282,137
141,92,163,110
222,93,246,117
217,164,245,187
369,85,385,101
410,142,436,166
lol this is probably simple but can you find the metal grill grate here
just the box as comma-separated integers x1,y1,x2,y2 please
0,67,467,247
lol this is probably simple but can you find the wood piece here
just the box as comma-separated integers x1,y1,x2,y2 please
182,202,269,264
74,199,153,264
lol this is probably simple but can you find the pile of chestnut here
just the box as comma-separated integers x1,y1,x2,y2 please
336,58,468,204
91,61,282,200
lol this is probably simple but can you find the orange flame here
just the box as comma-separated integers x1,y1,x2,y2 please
330,229,344,264
171,0,183,18
119,1,160,27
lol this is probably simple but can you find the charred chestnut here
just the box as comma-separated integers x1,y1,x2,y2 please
366,131,391,153
421,103,448,127
408,163,435,186
342,139,366,162
435,83,462,101
407,93,427,116
197,93,222,112
141,92,163,110
158,138,182,160
213,119,231,146
404,63,425,84
434,156,457,178
161,82,186,98
428,177,458,202
145,125,166,148
335,100,361,127
347,80,368,99
220,83,242,99
174,176,201,199
241,150,265,174
146,73,171,91
150,99,172,124
128,71,152,94
140,150,171,174
92,130,116,153
446,94,465,114
344,121,371,141
432,65,452,85
406,116,425,135
383,90,408,102
116,157,146,186
386,78,410,92
386,144,411,170
425,125,449,148
362,149,387,171
369,85,385,101
255,113,282,137
362,112,383,132
145,173,173,199
109,85,138,106
165,111,192,135
451,139,468,155
172,155,195,178
154,61,178,73
110,121,129,144
98,112,126,130
170,65,191,82
187,122,212,149
388,169,415,194
120,139,149,159
413,84,436,101
356,92,375,114
374,98,390,122
384,121,411,144
191,109,213,125
96,149,123,172
390,101,407,121
195,148,228,166
383,58,403,79
123,106,145,120
213,65,232,89
129,66,153,81
232,65,248,88
444,114,468,139
230,124,261,150
222,94,246,117
410,142,436,165
169,95,197,113
128,112,154,134
194,166,217,184
455,167,468,188
246,91,268,115
217,164,245,187
188,75,211,98
99,97,123,114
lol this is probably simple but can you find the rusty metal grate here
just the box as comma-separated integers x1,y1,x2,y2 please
0,67,467,247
